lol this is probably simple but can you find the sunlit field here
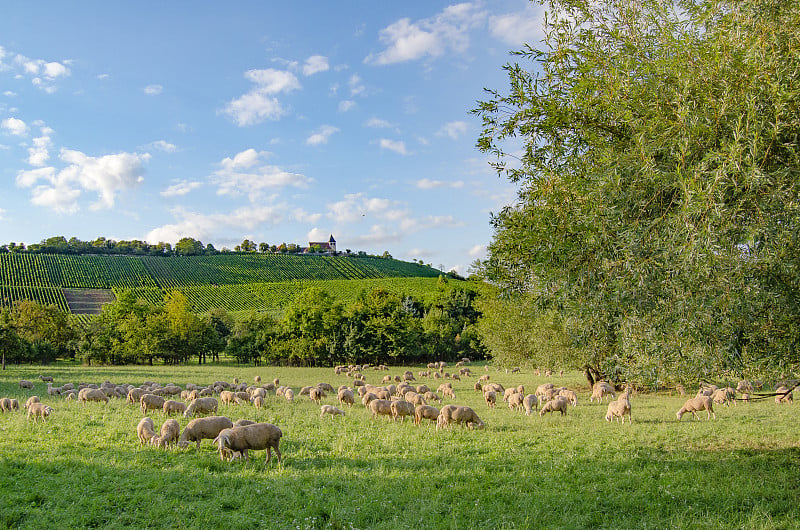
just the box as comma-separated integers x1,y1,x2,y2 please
1,364,798,529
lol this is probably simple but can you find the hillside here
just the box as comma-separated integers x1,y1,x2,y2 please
0,253,446,315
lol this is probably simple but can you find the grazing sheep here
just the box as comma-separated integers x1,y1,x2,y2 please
184,397,219,418
390,400,415,422
320,405,346,418
79,387,110,404
590,382,616,403
736,380,753,393
9,399,19,411
414,405,440,425
162,400,187,416
39,375,54,383
423,391,442,403
711,388,735,407
284,388,295,402
503,388,519,402
137,417,157,445
300,386,313,396
540,397,568,416
508,392,524,411
24,396,40,409
19,380,34,390
27,402,53,422
46,383,60,396
605,396,632,424
139,393,165,414
361,392,378,407
309,387,326,404
368,399,394,420
440,405,485,429
254,376,262,383
0,398,11,413
558,389,578,407
676,396,715,420
220,390,241,406
234,419,256,427
523,394,539,415
775,386,793,404
484,390,497,409
213,423,283,466
535,383,554,399
252,396,265,409
178,416,234,449
337,388,355,407
152,419,180,448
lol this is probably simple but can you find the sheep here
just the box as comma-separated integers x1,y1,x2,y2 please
220,390,241,406
184,397,219,418
284,388,295,402
558,389,578,407
711,388,735,407
126,387,148,404
502,388,519,402
178,416,234,449
508,392,524,411
254,375,262,383
439,405,485,429
39,375,54,383
337,388,355,407
163,400,187,416
775,386,793,404
676,395,715,420
140,393,165,414
234,419,256,428
137,417,157,445
152,419,180,448
361,392,378,407
0,398,11,412
45,383,60,396
368,399,394,420
309,387,326,404
736,380,753,393
320,405,346,418
535,383,554,399
484,390,497,409
539,397,568,416
24,396,40,409
391,400,415,422
79,387,110,404
423,391,442,403
590,382,616,403
27,402,53,422
213,423,283,466
252,396,265,409
523,394,539,415
441,387,456,400
19,380,34,390
9,399,19,411
605,396,632,424
414,405,440,425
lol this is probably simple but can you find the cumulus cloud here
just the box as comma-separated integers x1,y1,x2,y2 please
1,117,27,136
489,5,546,46
416,178,464,190
436,120,469,139
145,204,284,244
28,133,53,166
144,84,163,95
16,149,149,212
12,53,70,92
306,125,339,146
222,68,301,126
325,193,408,224
303,55,329,76
161,180,202,197
211,148,313,200
365,3,485,65
377,138,408,155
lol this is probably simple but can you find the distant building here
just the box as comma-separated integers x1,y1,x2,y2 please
306,234,337,254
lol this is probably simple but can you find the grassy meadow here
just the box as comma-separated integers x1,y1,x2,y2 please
0,363,798,529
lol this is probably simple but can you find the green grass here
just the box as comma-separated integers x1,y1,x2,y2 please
0,365,798,529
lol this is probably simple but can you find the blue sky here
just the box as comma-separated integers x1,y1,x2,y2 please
0,1,544,274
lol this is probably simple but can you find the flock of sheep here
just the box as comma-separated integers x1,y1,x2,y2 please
3,366,796,467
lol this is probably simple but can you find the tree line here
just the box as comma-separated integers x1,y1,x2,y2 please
0,277,484,368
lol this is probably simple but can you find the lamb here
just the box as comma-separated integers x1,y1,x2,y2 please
178,415,234,449
414,405,440,425
605,396,632,424
539,397,568,416
337,388,355,407
140,393,165,414
162,400,187,416
676,395,715,420
137,417,157,445
523,394,539,415
19,380,34,390
27,402,53,422
368,399,394,420
213,423,283,466
184,397,219,418
151,419,180,448
320,405,346,418
79,387,110,404
390,400,415,422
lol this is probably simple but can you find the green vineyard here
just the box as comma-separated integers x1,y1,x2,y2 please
0,253,448,316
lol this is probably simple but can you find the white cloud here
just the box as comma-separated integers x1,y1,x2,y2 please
28,133,53,166
468,244,486,257
144,84,163,95
148,140,178,152
416,178,464,190
436,120,469,140
211,148,313,200
306,125,339,146
326,193,407,224
97,73,110,80
161,180,202,197
489,6,546,47
338,100,356,112
365,3,485,65
3,91,16,97
12,53,70,91
222,68,301,126
145,204,284,244
365,118,393,128
348,74,365,97
377,138,408,155
16,149,149,212
303,55,329,76
1,117,27,136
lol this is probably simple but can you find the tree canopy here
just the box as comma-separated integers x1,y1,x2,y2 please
474,0,800,384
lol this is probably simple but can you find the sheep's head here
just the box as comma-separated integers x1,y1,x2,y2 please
675,410,684,421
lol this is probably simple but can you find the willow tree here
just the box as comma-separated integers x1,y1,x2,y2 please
474,0,800,384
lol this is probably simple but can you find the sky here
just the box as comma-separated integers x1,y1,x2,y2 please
0,1,544,274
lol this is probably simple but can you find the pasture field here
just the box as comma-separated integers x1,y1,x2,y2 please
0,364,798,529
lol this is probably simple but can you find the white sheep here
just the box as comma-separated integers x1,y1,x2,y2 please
414,405,440,425
605,396,632,424
368,399,394,420
508,392,524,411
320,405,346,418
139,393,165,414
337,388,355,407
79,387,110,404
676,395,715,420
27,402,53,422
152,419,180,448
390,400,415,422
184,397,219,418
484,390,497,409
220,390,241,406
24,396,40,409
213,423,283,466
0,398,11,413
590,382,616,402
437,405,485,429
19,380,34,390
137,417,157,445
309,387,326,404
523,394,539,415
252,396,265,409
162,400,187,416
284,388,295,402
178,416,234,449
775,386,793,404
539,397,568,416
